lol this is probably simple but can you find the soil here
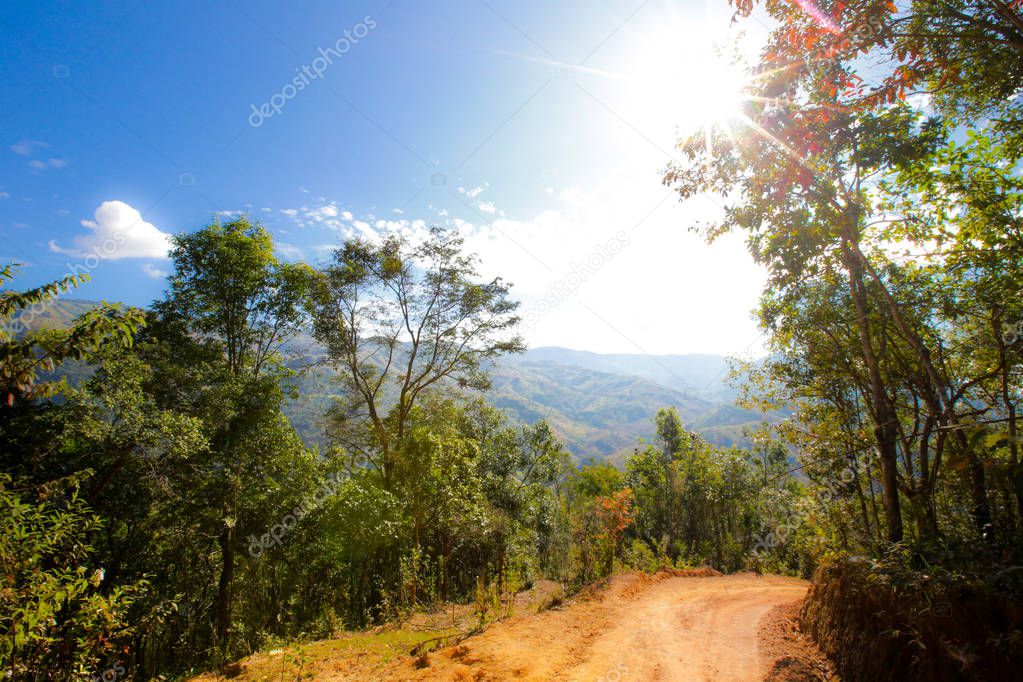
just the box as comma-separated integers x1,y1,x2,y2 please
380,570,834,681
194,571,836,681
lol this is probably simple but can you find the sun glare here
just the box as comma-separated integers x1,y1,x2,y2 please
680,58,749,130
614,18,758,145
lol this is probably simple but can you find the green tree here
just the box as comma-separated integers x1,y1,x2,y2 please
151,217,313,653
1,263,141,405
309,227,524,490
0,475,146,681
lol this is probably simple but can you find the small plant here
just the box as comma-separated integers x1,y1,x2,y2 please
280,644,311,681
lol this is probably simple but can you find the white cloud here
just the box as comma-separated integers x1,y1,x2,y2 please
439,172,764,355
10,140,46,156
307,205,338,220
49,200,173,260
461,186,485,198
142,263,168,279
351,220,375,238
557,187,586,206
478,201,496,214
280,208,298,217
0,192,8,200
26,157,67,172
275,242,304,260
261,207,272,213
341,210,353,221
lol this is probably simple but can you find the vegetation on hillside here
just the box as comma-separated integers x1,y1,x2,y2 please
4,1,1023,679
1,226,800,680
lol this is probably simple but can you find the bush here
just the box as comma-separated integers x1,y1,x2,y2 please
0,474,147,681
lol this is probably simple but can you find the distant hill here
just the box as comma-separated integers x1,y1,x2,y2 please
521,346,735,400
486,351,764,461
14,298,772,462
287,346,769,462
8,297,105,332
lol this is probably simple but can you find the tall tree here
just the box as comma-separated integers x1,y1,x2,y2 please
153,217,312,651
309,226,524,489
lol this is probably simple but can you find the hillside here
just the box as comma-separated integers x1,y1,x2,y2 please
285,346,767,462
522,346,737,400
16,298,769,461
487,353,764,461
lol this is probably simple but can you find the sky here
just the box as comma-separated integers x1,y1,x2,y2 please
0,0,771,356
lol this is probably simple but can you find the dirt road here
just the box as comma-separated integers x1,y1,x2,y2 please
387,571,823,681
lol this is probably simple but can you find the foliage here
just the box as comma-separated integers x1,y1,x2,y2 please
0,474,146,680
0,263,142,406
675,0,1023,567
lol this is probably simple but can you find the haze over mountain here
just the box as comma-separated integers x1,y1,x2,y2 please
516,346,736,399
21,299,766,462
286,343,765,462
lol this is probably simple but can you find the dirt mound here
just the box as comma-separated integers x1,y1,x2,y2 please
801,557,1023,681
758,600,837,681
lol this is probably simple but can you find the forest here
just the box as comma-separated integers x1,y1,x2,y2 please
1,224,806,678
3,0,1023,680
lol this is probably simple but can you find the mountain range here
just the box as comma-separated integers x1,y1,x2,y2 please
280,343,767,462
18,298,770,462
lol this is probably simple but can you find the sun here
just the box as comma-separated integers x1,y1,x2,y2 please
676,57,750,132
615,19,757,140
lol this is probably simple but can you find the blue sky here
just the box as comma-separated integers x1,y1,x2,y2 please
0,0,769,355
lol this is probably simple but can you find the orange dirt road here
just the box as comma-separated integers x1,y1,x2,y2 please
385,572,814,681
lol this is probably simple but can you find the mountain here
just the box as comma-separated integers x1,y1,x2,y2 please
15,299,770,463
9,297,104,331
484,349,763,462
521,346,735,400
285,346,767,462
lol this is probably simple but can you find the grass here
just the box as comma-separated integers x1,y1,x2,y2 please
189,626,460,681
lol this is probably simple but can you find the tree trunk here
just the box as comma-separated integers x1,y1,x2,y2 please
954,430,993,540
441,533,450,602
855,242,993,542
841,221,903,542
215,520,235,652
996,315,1023,522
496,542,505,596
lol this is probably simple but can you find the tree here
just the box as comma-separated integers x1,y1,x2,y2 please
309,226,524,489
594,488,636,576
1,263,141,406
663,45,950,543
0,474,146,681
680,0,1023,549
152,217,313,652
